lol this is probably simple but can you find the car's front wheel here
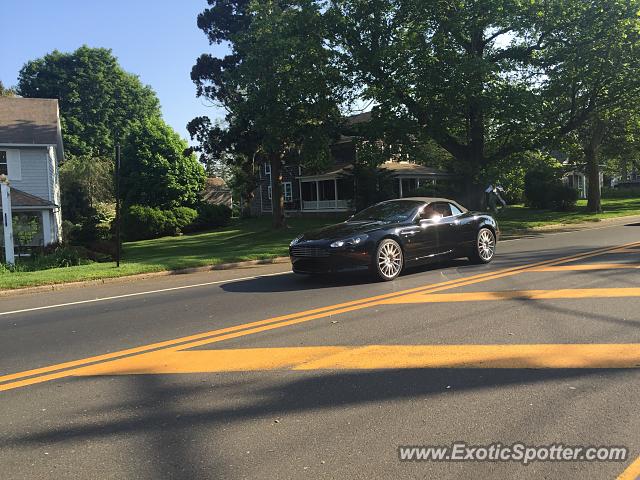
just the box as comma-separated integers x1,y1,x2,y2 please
468,227,496,264
372,239,404,281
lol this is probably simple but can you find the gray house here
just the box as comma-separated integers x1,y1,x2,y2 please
0,98,63,247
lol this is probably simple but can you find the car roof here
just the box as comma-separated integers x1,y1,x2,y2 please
384,197,468,212
390,196,451,203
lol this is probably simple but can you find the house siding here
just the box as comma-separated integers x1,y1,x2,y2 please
254,163,301,213
7,147,51,201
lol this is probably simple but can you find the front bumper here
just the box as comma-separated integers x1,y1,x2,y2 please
289,243,372,274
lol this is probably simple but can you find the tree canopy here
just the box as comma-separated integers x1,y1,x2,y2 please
121,117,206,209
192,0,348,227
17,46,162,158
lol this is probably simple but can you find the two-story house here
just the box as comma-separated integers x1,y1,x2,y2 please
252,112,459,215
0,98,63,247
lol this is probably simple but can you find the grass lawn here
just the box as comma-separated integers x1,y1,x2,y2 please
1,196,639,290
496,197,640,234
0,217,340,290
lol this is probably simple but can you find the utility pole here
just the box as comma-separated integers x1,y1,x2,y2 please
115,144,121,267
0,176,15,265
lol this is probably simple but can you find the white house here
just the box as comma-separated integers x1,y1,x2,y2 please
0,98,63,247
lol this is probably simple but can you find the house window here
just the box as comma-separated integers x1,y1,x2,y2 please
0,151,7,176
283,182,292,202
267,185,272,200
264,163,271,176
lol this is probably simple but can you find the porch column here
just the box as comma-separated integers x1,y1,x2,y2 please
42,210,52,246
334,178,338,209
1,181,14,265
398,178,403,198
316,181,320,210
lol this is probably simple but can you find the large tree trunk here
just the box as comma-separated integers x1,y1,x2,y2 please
583,118,605,213
270,155,285,229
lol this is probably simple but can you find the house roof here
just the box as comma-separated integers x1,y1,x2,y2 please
9,187,56,209
205,177,228,188
0,98,61,145
345,111,373,125
298,161,456,180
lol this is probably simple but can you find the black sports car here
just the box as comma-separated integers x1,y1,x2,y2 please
289,197,499,281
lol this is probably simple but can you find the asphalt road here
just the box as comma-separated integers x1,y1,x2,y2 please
1,221,640,479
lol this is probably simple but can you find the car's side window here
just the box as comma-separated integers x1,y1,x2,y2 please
432,202,452,218
420,204,436,219
449,203,463,216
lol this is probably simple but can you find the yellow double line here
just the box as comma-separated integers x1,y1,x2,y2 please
1,240,639,393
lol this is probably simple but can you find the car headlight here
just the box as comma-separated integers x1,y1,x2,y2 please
290,234,304,247
330,234,368,248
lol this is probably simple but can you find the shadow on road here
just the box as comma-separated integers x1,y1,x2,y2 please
220,245,611,294
2,366,636,480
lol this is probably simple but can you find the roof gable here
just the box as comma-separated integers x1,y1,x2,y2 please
0,98,61,145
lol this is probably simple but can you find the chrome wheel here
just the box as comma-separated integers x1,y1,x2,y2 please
376,240,403,280
477,228,496,262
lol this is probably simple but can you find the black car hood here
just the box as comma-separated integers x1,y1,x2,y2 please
302,221,393,241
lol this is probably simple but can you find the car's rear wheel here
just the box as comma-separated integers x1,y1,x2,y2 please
373,239,404,281
468,228,496,264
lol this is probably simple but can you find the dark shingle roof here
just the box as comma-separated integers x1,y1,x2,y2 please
9,188,56,208
0,98,60,145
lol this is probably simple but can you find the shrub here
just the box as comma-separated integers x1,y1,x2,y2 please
192,203,232,231
548,184,579,211
122,205,199,240
602,186,640,199
524,165,578,211
122,205,169,240
169,206,199,233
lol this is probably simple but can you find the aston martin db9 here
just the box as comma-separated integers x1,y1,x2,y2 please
289,197,499,281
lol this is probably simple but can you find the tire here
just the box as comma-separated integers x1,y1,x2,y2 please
372,239,404,281
468,228,496,264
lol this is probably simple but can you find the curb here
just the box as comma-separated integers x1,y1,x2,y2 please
0,256,291,297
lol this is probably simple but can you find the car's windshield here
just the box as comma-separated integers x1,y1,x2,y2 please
349,200,421,223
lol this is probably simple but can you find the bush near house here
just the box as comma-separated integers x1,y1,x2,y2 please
602,186,640,199
122,205,198,241
191,203,232,231
524,165,578,211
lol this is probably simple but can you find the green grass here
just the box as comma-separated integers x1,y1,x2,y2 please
0,217,338,290
1,196,639,290
496,197,640,235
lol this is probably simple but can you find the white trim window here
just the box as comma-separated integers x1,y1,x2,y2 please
0,151,7,176
283,181,292,202
3,150,21,180
264,163,271,176
267,185,272,200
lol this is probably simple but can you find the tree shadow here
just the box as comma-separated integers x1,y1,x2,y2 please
2,366,636,480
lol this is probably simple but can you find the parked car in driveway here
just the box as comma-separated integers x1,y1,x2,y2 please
289,197,499,281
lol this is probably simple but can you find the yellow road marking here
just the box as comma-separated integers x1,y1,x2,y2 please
68,344,640,376
608,248,640,254
381,288,640,304
532,263,640,272
2,240,640,392
618,455,640,480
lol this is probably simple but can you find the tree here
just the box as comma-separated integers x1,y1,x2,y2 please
0,80,16,97
59,155,114,223
540,0,640,212
192,0,347,228
120,117,206,209
329,0,568,205
17,46,161,158
188,115,259,218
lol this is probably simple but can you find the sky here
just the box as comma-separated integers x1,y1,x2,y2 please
0,0,227,141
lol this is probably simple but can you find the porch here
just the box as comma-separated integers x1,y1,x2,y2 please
299,175,354,212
